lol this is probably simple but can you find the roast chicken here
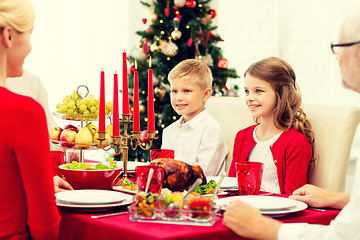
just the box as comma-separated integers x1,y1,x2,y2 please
150,158,207,192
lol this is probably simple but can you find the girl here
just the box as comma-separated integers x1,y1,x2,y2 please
228,57,314,195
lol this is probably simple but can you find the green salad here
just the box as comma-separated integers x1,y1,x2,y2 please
194,180,217,194
63,158,118,170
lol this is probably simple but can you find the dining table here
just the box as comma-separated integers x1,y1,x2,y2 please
58,191,340,240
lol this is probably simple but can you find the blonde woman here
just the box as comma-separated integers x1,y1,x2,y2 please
0,0,63,239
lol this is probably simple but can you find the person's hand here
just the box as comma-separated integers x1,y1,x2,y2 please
53,176,74,193
289,184,349,209
222,200,281,240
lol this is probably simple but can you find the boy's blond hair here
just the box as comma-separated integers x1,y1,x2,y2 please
168,59,213,89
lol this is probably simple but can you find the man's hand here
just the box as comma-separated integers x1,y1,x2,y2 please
53,176,74,193
289,184,349,209
222,200,281,240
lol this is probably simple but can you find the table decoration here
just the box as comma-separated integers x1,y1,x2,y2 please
132,60,140,132
122,50,130,115
99,70,105,132
113,71,120,136
97,56,157,187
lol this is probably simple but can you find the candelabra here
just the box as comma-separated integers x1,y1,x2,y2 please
96,114,156,186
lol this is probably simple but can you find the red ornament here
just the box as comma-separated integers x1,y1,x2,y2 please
186,0,196,8
218,58,228,69
209,9,216,18
142,18,147,24
208,32,216,38
140,130,150,144
187,38,193,47
164,8,170,17
146,26,152,33
129,65,136,75
142,43,149,54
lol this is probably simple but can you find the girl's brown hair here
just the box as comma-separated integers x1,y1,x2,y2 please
245,57,315,155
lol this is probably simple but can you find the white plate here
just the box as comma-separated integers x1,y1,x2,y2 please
216,195,307,215
56,189,126,205
206,176,237,189
112,186,137,195
56,192,133,212
203,191,228,197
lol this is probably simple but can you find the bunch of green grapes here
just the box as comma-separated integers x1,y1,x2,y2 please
55,90,113,120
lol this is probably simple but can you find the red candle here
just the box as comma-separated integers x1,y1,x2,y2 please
99,70,105,132
133,61,140,132
113,72,120,136
148,57,155,132
122,50,130,115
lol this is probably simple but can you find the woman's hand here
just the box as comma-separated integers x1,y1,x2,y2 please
53,176,73,193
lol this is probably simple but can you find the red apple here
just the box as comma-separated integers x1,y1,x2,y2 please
49,126,63,143
140,130,150,144
60,129,78,147
63,124,79,132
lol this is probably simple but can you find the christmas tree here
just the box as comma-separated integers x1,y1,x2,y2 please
126,0,239,162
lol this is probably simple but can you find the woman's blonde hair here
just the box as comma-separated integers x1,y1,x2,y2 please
0,0,35,32
245,57,315,155
168,59,213,90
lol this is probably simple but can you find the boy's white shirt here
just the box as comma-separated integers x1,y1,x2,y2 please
161,109,228,176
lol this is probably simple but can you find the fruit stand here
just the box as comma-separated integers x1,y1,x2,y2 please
49,85,113,162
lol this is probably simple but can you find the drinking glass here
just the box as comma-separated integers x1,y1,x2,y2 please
50,150,65,177
235,162,263,195
150,149,175,160
135,165,165,194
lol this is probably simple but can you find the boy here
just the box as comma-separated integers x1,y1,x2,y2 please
161,59,228,176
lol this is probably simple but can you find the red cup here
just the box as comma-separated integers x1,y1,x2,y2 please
235,162,264,195
50,150,65,177
135,165,165,194
150,149,175,160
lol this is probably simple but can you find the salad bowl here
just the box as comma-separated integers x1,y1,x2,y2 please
59,161,122,190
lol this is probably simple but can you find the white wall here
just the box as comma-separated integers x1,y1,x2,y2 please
25,0,147,111
216,0,360,106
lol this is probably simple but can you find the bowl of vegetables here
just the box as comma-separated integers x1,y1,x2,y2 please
59,160,122,190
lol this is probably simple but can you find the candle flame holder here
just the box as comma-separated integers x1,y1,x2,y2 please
96,113,156,186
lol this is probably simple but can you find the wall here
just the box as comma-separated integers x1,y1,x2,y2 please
216,0,360,106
